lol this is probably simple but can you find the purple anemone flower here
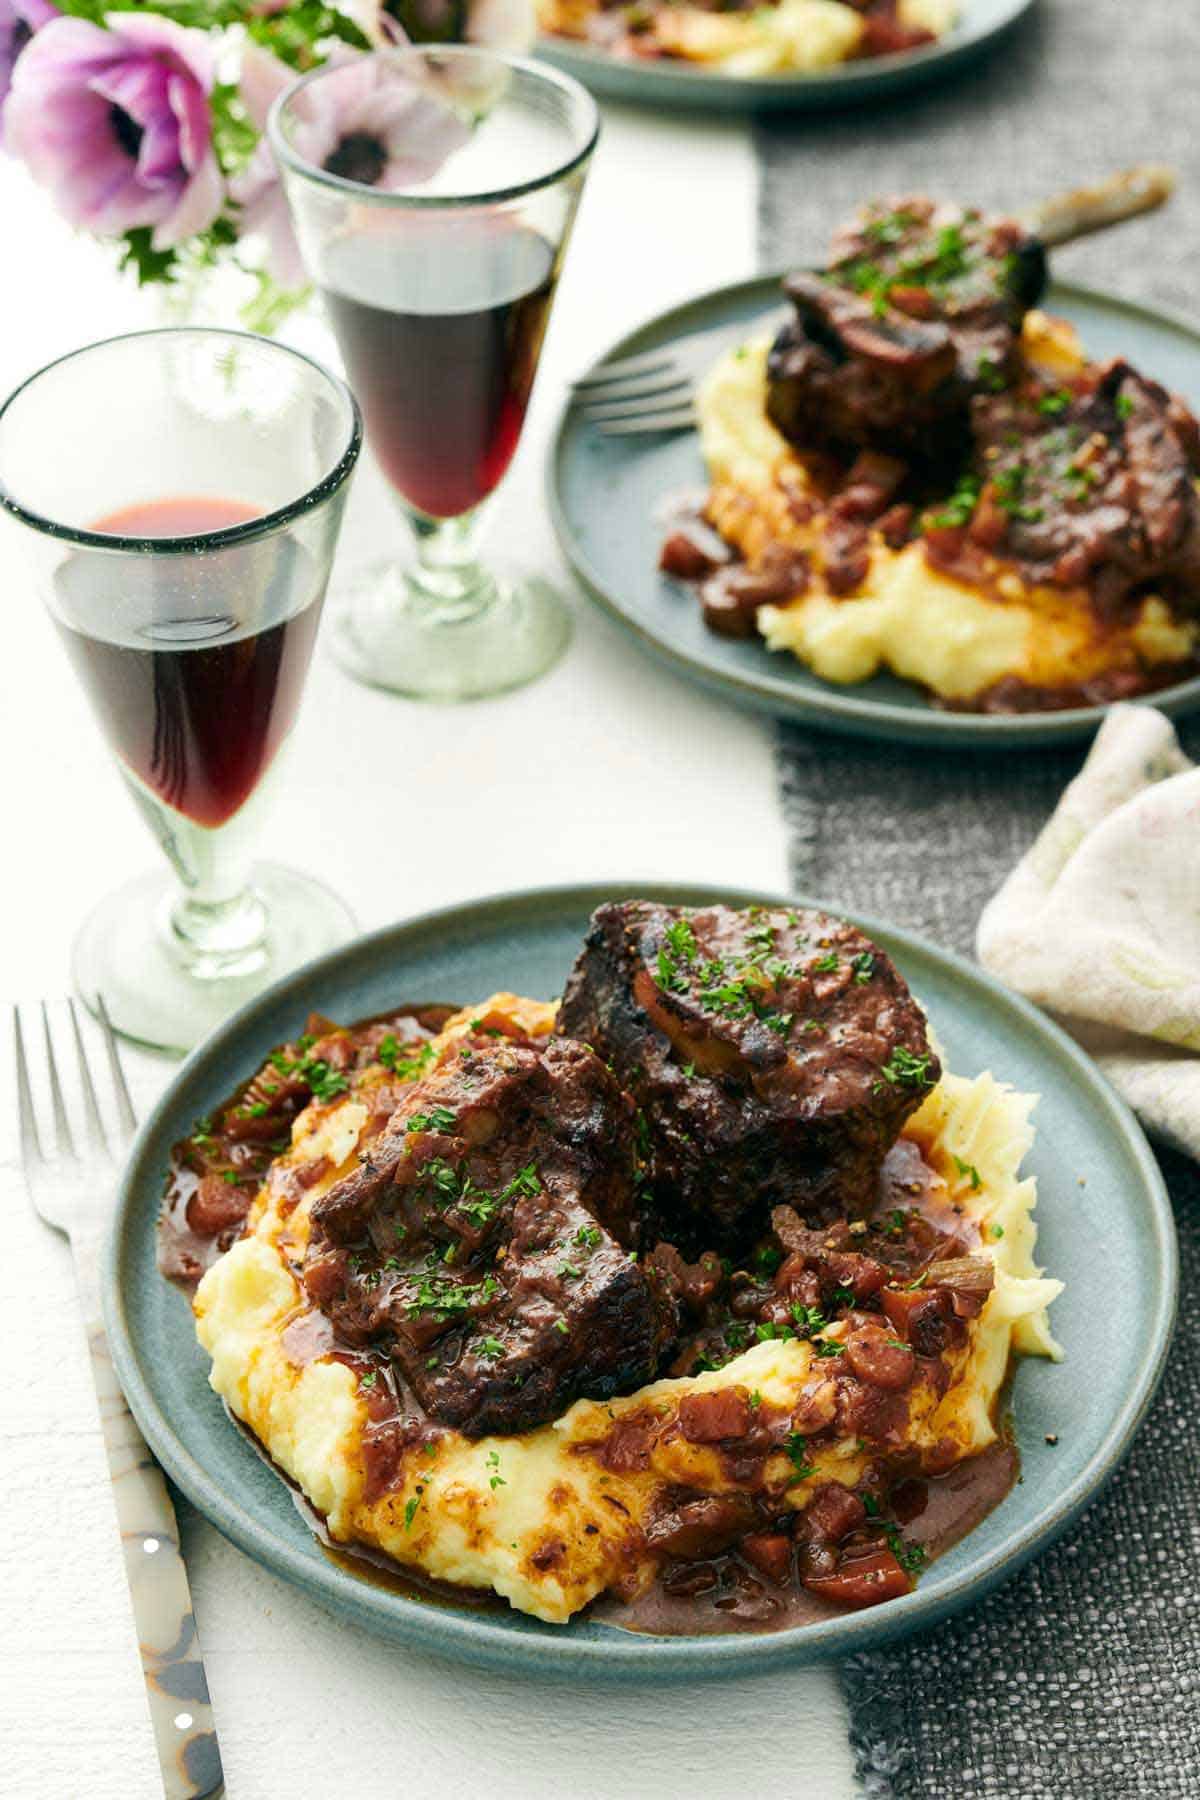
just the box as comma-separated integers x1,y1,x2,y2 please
0,0,56,126
234,46,471,287
6,11,223,248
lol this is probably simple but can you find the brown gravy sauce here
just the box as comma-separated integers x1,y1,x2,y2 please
595,1438,1018,1638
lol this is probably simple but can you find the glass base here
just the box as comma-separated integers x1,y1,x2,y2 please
329,558,572,701
72,864,357,1055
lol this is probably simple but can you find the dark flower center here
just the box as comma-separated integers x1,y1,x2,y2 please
385,0,465,43
110,105,144,161
322,132,388,187
11,18,32,57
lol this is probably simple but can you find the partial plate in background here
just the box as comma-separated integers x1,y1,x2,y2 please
106,882,1175,1678
536,0,1035,112
549,275,1200,747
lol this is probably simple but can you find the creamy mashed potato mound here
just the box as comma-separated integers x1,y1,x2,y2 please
194,994,1061,1625
695,320,1198,702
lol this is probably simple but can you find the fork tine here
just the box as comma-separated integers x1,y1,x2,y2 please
41,1001,77,1160
96,992,138,1142
14,1007,43,1166
68,997,109,1159
578,371,692,409
584,384,694,424
595,407,697,437
572,349,678,390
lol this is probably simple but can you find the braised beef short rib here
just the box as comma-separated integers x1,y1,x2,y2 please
556,901,938,1249
305,1033,676,1437
765,198,1045,467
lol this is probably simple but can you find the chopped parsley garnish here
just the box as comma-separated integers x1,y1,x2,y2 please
754,1245,783,1277
406,1105,457,1135
575,1225,602,1249
993,463,1044,523
378,1037,436,1079
408,1271,500,1320
885,1526,927,1577
976,353,1006,393
791,1303,829,1338
748,1390,762,1410
851,952,875,984
1115,389,1135,420
501,1164,541,1200
554,1318,570,1335
926,472,981,530
486,1450,506,1490
784,1433,816,1483
1037,390,1071,416
952,1153,983,1190
992,1223,1005,1240
404,1492,422,1530
880,1047,937,1089
811,1337,844,1359
812,952,839,974
477,1336,505,1361
697,975,758,1021
665,917,697,961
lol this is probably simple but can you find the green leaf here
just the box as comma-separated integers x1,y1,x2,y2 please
118,228,178,289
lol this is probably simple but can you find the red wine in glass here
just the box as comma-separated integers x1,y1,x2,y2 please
321,222,558,520
52,496,324,830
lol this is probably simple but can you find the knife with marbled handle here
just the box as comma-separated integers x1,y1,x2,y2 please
15,999,223,1800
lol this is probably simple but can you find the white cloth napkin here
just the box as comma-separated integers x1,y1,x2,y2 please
977,704,1200,1159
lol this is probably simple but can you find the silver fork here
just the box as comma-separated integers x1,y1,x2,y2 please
570,316,784,437
16,999,224,1800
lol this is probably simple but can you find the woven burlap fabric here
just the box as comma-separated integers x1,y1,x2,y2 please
759,3,1200,1793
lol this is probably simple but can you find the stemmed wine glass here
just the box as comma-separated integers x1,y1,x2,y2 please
269,47,599,702
0,328,362,1053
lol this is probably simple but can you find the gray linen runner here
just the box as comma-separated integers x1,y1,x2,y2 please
757,4,1200,1792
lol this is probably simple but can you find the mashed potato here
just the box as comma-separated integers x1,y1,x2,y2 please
194,996,1060,1625
695,323,1198,704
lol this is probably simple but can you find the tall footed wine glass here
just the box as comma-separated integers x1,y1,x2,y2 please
270,47,598,701
0,328,362,1052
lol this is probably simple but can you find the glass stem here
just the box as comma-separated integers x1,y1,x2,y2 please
406,508,496,622
124,772,271,979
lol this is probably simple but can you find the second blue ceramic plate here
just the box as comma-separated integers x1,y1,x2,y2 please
536,0,1034,112
549,277,1200,747
104,883,1174,1680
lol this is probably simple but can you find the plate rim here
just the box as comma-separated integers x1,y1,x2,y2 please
104,879,1178,1679
546,273,1200,746
534,0,1035,110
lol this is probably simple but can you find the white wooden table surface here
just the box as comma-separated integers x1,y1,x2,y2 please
0,103,859,1800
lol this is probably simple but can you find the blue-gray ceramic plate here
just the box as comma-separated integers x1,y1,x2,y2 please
105,882,1175,1680
536,0,1033,112
549,277,1200,747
